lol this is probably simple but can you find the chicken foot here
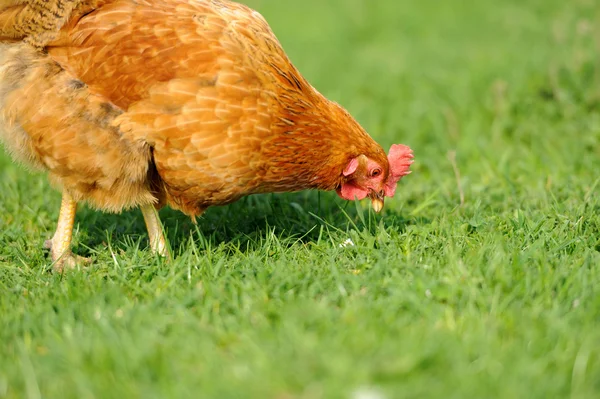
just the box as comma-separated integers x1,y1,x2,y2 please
45,197,168,271
44,192,91,272
140,204,169,258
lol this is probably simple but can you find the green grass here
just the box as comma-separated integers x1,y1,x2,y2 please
1,0,599,397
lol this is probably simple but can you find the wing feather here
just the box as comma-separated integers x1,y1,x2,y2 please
46,0,316,215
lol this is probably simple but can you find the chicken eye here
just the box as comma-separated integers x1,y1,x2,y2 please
371,168,382,177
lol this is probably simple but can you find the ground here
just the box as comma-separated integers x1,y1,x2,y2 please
1,0,599,398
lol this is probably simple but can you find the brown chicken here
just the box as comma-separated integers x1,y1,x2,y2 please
0,0,414,271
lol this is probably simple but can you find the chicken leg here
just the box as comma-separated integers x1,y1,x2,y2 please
45,196,168,271
44,191,91,272
141,204,169,258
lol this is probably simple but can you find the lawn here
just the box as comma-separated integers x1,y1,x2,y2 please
1,0,599,398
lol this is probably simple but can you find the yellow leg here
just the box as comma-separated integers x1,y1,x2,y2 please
141,204,169,258
45,192,90,272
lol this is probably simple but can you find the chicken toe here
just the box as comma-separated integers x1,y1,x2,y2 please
51,251,93,273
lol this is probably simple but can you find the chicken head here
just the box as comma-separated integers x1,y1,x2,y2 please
336,144,414,212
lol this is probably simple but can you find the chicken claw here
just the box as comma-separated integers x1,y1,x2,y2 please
46,192,91,272
140,204,169,258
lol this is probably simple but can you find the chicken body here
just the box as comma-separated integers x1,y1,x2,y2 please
0,0,413,270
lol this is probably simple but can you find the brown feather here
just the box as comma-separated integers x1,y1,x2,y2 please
1,0,393,219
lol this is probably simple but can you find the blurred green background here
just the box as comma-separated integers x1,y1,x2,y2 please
1,0,599,398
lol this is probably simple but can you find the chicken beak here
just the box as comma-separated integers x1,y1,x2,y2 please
370,191,385,213
371,197,384,213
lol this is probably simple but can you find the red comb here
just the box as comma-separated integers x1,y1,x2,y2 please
384,144,414,197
